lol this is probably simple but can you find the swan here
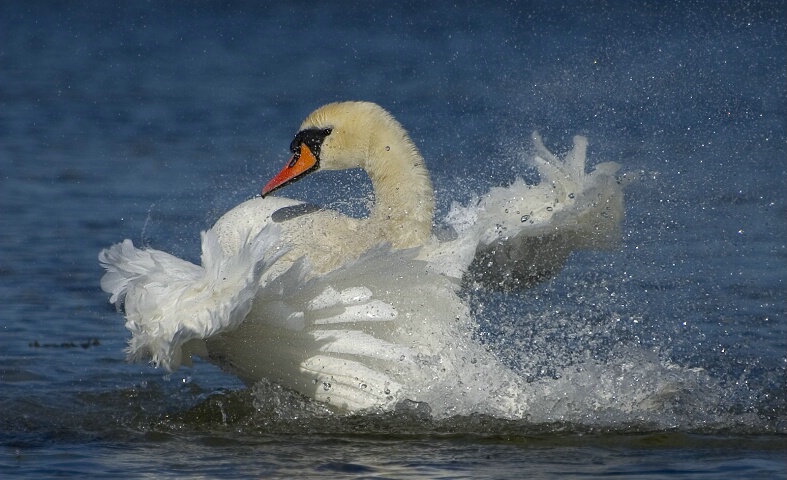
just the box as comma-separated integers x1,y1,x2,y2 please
99,101,627,416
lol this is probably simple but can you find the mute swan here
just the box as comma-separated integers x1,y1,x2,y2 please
100,101,627,415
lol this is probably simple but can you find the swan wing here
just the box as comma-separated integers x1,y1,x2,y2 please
446,133,630,289
99,225,283,370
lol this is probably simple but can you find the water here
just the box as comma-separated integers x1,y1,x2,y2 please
1,1,785,477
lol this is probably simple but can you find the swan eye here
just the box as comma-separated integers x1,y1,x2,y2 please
290,128,334,157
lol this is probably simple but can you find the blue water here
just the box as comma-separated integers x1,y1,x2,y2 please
1,1,785,477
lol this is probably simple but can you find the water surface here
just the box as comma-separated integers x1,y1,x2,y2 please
1,1,785,477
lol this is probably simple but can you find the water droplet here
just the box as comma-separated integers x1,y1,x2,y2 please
546,206,553,212
399,355,406,361
384,388,391,395
323,382,331,391
520,215,530,222
359,383,367,389
385,146,390,151
568,192,575,199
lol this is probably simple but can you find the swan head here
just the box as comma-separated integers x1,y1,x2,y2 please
262,101,420,197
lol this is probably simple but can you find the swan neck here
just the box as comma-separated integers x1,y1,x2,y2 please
365,139,434,248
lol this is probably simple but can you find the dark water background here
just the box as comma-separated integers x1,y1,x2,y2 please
1,1,785,477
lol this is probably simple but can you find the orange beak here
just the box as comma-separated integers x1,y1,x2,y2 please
262,143,319,197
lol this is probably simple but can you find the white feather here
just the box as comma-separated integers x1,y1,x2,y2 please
99,225,284,370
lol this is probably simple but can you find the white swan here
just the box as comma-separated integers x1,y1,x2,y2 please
99,101,627,416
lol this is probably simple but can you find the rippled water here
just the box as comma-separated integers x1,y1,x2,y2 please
1,1,785,477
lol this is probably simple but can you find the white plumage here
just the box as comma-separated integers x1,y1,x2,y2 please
99,102,627,416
